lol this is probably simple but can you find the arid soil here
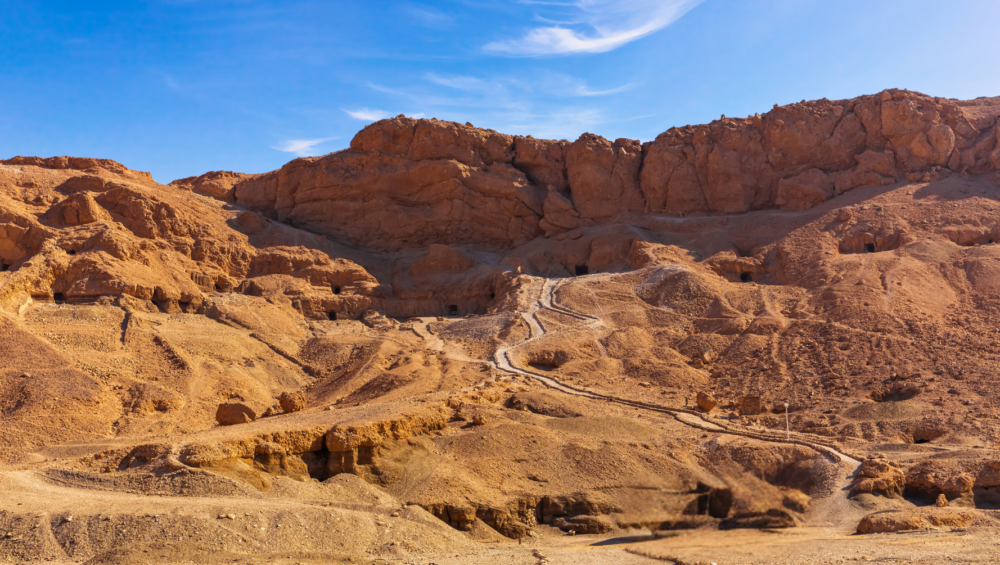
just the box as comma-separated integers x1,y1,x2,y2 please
2,89,1000,563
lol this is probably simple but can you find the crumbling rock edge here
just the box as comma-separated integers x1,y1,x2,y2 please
174,89,1000,252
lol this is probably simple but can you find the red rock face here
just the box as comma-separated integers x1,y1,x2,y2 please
217,90,1000,251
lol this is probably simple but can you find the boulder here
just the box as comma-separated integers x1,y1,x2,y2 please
45,193,111,226
551,515,614,534
696,392,718,412
856,509,974,534
278,391,306,414
215,403,257,426
905,461,974,497
852,458,905,498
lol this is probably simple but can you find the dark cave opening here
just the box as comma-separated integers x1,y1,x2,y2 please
865,243,876,253
448,304,459,316
574,265,589,276
740,272,753,283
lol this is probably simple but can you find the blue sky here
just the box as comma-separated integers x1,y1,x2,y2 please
2,1,999,183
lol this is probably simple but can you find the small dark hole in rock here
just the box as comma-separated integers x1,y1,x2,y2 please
574,265,589,276
902,487,940,506
327,311,336,321
301,449,331,481
333,286,341,295
0,263,8,272
490,293,495,299
53,292,66,302
357,445,377,465
66,249,76,256
740,272,752,283
448,305,458,316
865,243,876,253
214,284,222,292
914,438,930,444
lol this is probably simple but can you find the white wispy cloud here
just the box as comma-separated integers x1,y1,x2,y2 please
568,82,635,96
361,71,647,141
423,72,631,100
163,74,182,92
271,137,338,157
402,4,453,28
536,72,637,97
342,108,391,121
485,0,703,56
425,73,491,92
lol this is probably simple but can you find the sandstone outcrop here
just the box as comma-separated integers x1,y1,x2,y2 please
697,391,718,412
325,409,448,475
852,457,905,498
6,89,1000,562
856,509,976,534
205,90,1000,251
278,391,306,413
215,403,257,426
170,170,258,200
45,192,111,226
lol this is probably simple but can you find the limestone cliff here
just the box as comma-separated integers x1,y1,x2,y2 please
213,89,1000,251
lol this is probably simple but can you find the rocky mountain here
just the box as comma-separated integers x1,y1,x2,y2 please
2,89,1000,564
182,89,1000,251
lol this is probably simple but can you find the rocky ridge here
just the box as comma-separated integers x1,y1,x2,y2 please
3,89,1000,563
206,89,1000,251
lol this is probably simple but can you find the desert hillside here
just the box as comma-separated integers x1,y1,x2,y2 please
3,89,1000,564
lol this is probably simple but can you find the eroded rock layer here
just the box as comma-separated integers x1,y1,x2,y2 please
215,90,1000,250
3,90,1000,563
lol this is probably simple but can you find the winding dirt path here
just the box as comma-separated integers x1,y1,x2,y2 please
474,275,862,528
492,277,853,457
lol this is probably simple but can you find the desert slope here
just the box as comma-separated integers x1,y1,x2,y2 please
1,89,1000,563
